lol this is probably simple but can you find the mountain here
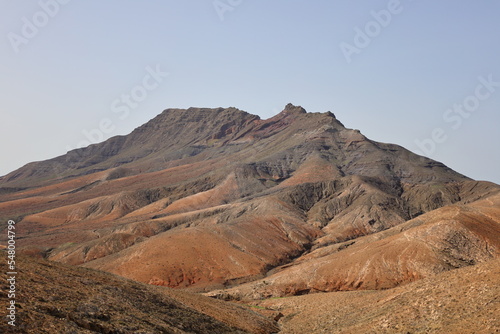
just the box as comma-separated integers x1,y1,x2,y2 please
0,103,468,189
1,104,499,312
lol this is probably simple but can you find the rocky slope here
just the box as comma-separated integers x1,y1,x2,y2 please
0,104,499,299
0,103,466,190
208,191,500,299
255,256,500,333
0,253,278,334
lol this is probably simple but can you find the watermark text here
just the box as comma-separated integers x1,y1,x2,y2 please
66,64,168,153
414,74,499,157
8,0,71,53
340,0,406,64
5,220,17,327
213,0,243,21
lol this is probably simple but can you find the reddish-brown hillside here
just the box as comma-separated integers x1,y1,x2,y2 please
0,254,278,334
1,104,498,300
255,257,500,333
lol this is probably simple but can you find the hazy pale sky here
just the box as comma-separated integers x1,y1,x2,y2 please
1,1,499,184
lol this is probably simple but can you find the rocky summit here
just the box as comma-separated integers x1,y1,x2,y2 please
1,104,499,333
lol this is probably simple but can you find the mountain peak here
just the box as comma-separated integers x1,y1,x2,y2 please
0,103,468,187
283,103,307,114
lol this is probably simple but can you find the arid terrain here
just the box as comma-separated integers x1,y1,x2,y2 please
254,257,500,333
0,253,278,333
1,104,499,332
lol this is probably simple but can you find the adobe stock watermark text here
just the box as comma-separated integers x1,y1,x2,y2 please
7,0,71,54
414,74,499,157
213,0,243,21
66,64,168,153
340,0,414,64
5,220,17,327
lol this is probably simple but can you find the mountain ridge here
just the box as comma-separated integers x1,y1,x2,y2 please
0,104,498,300
0,103,466,189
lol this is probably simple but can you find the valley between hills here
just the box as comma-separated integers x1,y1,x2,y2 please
1,104,499,333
